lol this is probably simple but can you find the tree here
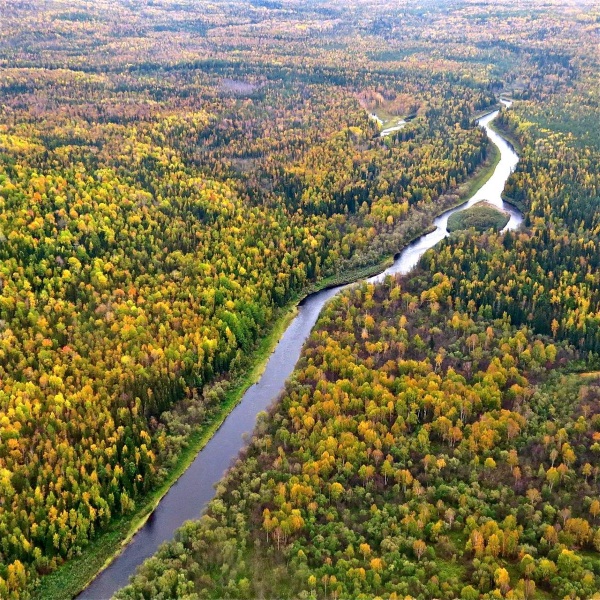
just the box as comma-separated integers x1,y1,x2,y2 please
413,539,426,560
460,585,479,600
495,567,510,594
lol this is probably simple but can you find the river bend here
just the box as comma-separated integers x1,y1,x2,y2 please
78,107,521,599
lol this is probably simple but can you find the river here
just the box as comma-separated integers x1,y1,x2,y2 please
78,106,521,599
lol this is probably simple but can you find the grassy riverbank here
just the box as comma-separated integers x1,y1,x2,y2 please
459,136,501,199
32,303,300,600
35,113,508,600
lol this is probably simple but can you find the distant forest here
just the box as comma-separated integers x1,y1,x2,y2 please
0,1,598,599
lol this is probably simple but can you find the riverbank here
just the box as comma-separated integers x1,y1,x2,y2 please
33,302,301,600
485,120,528,214
472,103,502,121
489,118,522,155
37,111,508,600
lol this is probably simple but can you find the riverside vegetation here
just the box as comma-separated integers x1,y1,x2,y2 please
0,0,599,599
0,1,500,597
115,2,600,600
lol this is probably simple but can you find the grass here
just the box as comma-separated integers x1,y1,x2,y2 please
447,201,510,233
436,559,466,582
457,140,501,201
33,306,299,600
34,111,512,600
447,529,467,548
368,108,407,130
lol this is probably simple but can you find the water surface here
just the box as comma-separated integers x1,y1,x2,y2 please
78,108,520,599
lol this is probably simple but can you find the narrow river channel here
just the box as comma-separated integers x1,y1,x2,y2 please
78,106,522,599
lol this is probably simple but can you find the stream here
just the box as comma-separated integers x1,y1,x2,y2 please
78,106,521,599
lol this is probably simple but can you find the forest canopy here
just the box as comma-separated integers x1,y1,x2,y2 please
0,0,598,599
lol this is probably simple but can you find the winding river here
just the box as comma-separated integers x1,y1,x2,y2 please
78,106,521,599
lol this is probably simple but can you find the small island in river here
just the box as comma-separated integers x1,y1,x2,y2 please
447,201,510,233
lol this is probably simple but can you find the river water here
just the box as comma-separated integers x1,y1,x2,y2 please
78,108,521,599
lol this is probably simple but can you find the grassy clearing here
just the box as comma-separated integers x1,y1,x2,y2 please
369,107,406,130
36,113,510,600
447,530,467,548
447,201,510,233
436,559,466,582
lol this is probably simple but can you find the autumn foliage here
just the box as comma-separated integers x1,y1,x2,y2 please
1,0,599,598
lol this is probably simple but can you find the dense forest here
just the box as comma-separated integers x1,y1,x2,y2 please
113,2,599,600
117,81,600,594
0,0,598,598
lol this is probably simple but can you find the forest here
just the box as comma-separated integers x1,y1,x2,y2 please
0,0,598,599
